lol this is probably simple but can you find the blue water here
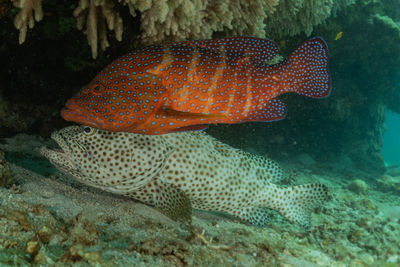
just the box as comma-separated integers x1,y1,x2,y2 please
383,110,400,166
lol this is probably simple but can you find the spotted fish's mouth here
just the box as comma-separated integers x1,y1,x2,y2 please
40,131,77,172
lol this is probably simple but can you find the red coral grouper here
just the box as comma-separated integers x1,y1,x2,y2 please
61,36,331,134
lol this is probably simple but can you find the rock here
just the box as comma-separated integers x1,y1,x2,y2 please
34,248,55,265
386,165,400,177
0,150,13,187
37,226,53,244
347,179,369,195
331,155,355,171
294,153,316,167
377,175,400,194
25,241,40,256
67,244,85,262
83,251,103,266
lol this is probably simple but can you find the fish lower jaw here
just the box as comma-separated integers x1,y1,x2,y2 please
40,146,76,172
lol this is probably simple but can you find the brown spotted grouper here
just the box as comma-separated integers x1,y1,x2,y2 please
41,126,329,228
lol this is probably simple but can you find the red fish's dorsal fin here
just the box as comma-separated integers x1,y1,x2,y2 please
174,37,280,65
243,98,287,122
284,37,331,99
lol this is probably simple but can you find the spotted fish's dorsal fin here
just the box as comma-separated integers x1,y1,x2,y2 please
257,157,284,184
174,36,280,64
153,179,192,225
243,98,287,122
212,138,234,157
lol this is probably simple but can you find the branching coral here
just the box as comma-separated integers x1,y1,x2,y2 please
129,0,280,43
74,0,123,59
121,0,353,43
0,0,12,18
11,0,355,58
12,0,43,44
73,0,280,57
264,0,355,38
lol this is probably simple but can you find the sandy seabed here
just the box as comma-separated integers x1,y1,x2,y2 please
0,133,399,266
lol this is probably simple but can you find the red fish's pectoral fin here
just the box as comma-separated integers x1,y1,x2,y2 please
168,124,208,133
245,98,287,122
174,36,279,64
118,122,141,133
160,107,227,120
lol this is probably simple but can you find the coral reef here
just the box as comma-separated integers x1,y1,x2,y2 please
210,0,399,177
378,173,400,195
10,0,355,58
135,0,280,43
0,0,12,18
264,0,355,38
347,179,369,195
12,0,43,44
0,134,399,266
371,13,400,113
0,93,60,134
1,0,398,178
0,0,399,263
0,150,13,187
73,0,123,59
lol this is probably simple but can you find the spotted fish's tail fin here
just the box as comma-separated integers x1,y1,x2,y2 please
267,183,330,229
284,37,331,99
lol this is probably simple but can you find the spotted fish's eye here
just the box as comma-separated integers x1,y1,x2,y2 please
83,126,96,136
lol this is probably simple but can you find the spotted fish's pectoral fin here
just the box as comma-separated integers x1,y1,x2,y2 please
174,36,280,64
160,107,227,120
153,180,192,225
245,98,287,122
168,124,208,133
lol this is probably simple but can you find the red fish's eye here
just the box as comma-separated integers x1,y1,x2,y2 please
94,85,101,91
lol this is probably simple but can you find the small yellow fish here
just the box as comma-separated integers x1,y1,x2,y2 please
334,31,343,40
280,40,286,47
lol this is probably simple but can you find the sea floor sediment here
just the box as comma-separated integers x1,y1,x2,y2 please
0,134,399,266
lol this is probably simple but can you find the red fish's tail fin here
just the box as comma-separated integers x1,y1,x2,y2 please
284,37,331,98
